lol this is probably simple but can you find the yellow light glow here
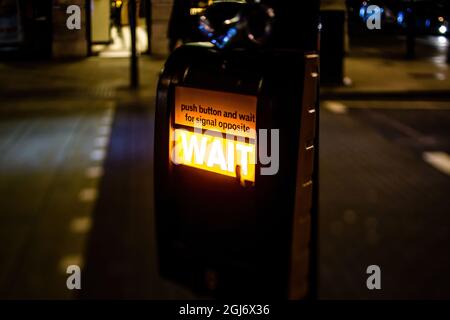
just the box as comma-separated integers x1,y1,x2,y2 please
171,128,256,183
190,8,206,15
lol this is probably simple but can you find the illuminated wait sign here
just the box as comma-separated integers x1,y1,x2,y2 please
172,129,256,182
171,87,257,183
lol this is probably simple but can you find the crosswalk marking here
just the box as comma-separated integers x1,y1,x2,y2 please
423,152,450,176
323,101,348,114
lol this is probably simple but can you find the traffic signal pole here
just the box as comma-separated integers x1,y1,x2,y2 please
145,0,152,55
129,0,139,88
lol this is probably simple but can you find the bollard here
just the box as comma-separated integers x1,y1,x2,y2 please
154,0,319,299
319,9,346,85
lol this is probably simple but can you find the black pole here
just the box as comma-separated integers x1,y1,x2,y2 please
145,0,152,55
447,4,450,64
85,0,92,56
405,4,416,59
129,0,139,88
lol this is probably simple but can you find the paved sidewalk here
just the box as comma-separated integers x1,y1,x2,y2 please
0,56,168,299
0,56,165,109
321,36,450,99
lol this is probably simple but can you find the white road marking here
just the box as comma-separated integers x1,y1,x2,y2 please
104,108,114,119
343,77,353,86
423,152,450,176
436,72,446,80
323,101,348,114
59,254,84,273
70,216,92,233
59,107,115,278
94,136,109,148
90,149,106,161
86,166,104,179
100,114,113,126
98,125,111,136
79,188,98,202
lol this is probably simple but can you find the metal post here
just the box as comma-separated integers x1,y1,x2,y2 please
145,0,152,55
85,0,92,56
129,0,139,88
447,4,450,64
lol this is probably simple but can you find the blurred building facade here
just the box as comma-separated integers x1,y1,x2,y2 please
0,0,173,58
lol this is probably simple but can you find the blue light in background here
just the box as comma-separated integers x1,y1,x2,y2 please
206,27,238,49
359,6,366,19
397,11,404,24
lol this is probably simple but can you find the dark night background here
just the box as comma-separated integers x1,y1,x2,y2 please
0,0,449,299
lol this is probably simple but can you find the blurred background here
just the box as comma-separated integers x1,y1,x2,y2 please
0,0,449,299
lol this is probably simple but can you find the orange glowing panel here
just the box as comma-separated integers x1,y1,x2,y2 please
174,86,257,139
171,129,256,183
